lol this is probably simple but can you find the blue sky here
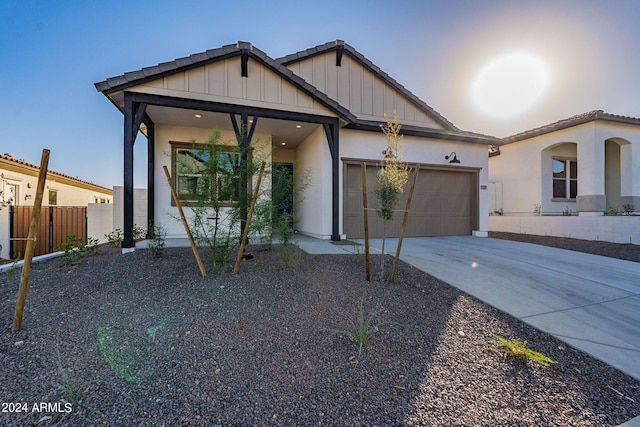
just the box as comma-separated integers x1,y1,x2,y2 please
1,0,639,188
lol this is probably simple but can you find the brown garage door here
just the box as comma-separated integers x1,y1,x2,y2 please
344,163,476,238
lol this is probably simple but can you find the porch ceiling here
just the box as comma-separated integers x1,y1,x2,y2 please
145,105,320,149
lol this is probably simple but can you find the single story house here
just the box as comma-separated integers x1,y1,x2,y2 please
0,152,113,207
95,40,499,250
489,111,640,243
489,111,640,215
0,152,113,259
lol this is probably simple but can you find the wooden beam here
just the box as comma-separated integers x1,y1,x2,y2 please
323,122,341,241
123,94,135,249
336,45,344,66
390,165,420,283
241,48,249,77
147,120,155,235
128,92,341,125
12,148,50,332
163,166,206,277
233,162,266,274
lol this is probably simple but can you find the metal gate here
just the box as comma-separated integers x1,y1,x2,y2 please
10,206,87,259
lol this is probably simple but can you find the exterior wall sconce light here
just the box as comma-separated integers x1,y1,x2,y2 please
445,152,461,164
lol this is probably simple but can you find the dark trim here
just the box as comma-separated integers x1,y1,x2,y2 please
123,94,135,248
147,120,155,235
344,120,501,145
126,92,342,125
336,44,344,66
241,48,249,77
341,157,482,173
323,121,341,241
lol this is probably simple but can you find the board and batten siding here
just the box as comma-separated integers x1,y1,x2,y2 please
285,52,444,128
132,56,336,117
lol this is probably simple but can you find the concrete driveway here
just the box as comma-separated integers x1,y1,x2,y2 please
365,236,640,382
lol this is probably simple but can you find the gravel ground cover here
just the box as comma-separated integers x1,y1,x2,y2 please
1,243,639,426
489,232,640,263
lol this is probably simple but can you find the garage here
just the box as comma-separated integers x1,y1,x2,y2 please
343,162,479,238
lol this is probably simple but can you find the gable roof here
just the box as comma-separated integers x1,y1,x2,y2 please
94,41,356,123
276,40,459,132
503,110,640,144
95,40,500,145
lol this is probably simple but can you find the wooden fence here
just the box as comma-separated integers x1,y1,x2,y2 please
10,206,87,259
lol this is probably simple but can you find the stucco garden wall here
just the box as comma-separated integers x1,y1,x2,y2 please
489,215,640,245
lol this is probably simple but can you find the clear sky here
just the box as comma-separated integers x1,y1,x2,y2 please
2,0,639,189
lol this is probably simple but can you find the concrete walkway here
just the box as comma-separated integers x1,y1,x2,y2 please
297,235,640,380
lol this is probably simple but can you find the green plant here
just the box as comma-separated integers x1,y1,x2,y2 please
57,235,99,266
333,298,381,360
562,206,572,216
105,229,123,247
493,208,504,216
533,204,541,216
373,111,408,280
57,235,87,266
133,224,147,240
622,204,635,215
489,335,558,367
55,342,83,408
605,206,620,216
147,225,167,258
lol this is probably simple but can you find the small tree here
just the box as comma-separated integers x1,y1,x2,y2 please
176,130,261,273
374,112,408,279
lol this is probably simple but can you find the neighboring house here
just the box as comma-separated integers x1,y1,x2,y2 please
489,111,640,243
489,111,640,215
0,153,113,207
0,152,113,259
94,40,500,250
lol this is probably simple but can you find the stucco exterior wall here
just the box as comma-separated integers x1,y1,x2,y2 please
0,168,112,208
293,126,333,238
489,121,640,216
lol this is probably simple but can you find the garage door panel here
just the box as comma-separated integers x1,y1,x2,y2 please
344,164,474,238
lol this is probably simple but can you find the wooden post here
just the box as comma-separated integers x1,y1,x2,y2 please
12,149,50,332
233,162,266,274
390,165,420,283
361,162,371,281
163,166,207,277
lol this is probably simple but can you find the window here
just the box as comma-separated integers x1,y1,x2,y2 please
171,142,244,204
48,189,58,206
552,159,577,199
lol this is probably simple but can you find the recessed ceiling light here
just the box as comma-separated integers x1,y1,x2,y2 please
281,142,287,146
194,114,202,118
295,124,302,129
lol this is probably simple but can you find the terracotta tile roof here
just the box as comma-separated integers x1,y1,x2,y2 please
0,153,112,193
275,40,459,132
503,110,640,143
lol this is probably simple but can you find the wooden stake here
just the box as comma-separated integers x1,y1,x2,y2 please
233,162,266,274
390,165,420,283
362,162,371,281
163,166,206,277
13,149,50,332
